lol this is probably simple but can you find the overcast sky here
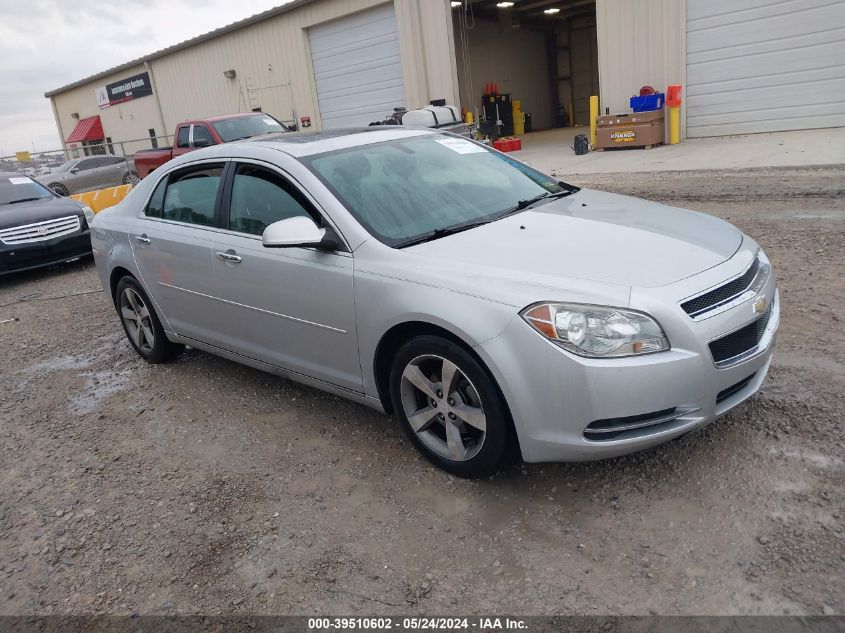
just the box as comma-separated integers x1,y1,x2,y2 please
0,0,290,156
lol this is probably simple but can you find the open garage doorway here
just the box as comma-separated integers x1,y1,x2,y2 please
452,0,599,136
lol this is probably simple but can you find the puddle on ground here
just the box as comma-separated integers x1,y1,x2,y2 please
68,369,133,415
24,354,93,374
769,446,843,471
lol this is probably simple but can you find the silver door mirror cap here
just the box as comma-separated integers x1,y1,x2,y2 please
262,216,326,248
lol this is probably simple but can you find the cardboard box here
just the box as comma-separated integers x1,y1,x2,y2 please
595,109,665,149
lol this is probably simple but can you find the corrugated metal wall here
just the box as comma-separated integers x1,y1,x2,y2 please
595,0,686,139
51,64,167,154
309,4,405,128
151,0,396,131
49,0,459,148
687,0,845,137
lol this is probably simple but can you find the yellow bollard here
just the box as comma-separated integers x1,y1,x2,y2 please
669,105,680,145
589,95,599,147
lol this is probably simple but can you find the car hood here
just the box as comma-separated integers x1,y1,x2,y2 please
0,196,83,228
404,189,742,292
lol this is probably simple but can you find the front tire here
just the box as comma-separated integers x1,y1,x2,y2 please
389,335,508,477
115,276,182,363
123,171,140,185
49,183,69,197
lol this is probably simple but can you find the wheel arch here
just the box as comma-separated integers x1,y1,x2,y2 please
373,322,505,413
373,319,522,460
109,266,135,306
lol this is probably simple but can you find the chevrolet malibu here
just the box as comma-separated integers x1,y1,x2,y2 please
90,128,779,477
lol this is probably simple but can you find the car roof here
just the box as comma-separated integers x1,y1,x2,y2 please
246,126,438,158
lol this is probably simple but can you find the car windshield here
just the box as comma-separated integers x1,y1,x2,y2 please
0,175,54,206
212,115,288,142
304,134,568,247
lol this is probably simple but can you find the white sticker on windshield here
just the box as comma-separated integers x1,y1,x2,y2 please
8,177,30,184
262,118,277,126
435,138,487,154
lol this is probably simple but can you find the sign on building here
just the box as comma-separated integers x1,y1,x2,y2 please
95,72,153,109
15,151,32,162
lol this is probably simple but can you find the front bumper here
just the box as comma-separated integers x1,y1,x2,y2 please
475,248,780,463
0,230,92,276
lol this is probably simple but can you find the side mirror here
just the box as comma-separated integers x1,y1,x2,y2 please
262,216,326,249
193,138,212,148
70,168,80,174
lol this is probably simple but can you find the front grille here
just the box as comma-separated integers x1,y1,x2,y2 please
0,216,80,245
682,257,760,317
716,372,757,403
709,303,773,366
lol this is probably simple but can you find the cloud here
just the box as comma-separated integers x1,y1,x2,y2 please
0,0,286,155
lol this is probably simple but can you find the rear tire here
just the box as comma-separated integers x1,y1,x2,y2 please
115,276,182,363
389,335,508,477
123,171,140,185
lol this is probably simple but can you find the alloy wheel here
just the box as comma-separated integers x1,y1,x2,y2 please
120,288,155,354
399,354,487,462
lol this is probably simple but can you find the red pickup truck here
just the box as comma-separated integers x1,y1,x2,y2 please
134,112,290,178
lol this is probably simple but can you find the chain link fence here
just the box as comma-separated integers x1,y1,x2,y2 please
0,135,172,196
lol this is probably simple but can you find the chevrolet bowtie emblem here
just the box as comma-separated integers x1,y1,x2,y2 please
753,295,768,314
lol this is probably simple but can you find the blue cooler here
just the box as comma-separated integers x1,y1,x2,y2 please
630,93,665,112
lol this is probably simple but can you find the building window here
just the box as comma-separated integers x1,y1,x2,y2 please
148,128,158,149
82,140,106,156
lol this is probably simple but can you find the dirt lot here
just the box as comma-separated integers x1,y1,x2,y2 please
0,166,842,616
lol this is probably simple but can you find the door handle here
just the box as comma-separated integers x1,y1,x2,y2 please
216,251,242,263
134,234,151,245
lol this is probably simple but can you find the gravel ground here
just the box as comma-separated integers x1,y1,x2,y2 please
0,166,842,616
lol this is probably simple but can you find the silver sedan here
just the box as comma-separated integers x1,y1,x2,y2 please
36,155,139,196
90,128,779,477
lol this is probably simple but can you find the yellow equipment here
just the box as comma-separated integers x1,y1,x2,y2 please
70,183,133,213
512,100,524,135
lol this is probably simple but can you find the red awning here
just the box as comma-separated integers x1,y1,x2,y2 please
66,116,104,143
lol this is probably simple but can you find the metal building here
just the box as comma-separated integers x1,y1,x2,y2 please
45,0,845,155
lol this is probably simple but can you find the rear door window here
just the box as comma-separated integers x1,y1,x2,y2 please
160,163,224,226
176,127,190,148
75,158,97,171
144,177,168,218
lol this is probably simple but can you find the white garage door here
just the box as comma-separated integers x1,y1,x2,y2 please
309,4,405,129
687,0,845,137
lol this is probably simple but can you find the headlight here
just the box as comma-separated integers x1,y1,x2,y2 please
521,302,670,358
81,206,95,224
